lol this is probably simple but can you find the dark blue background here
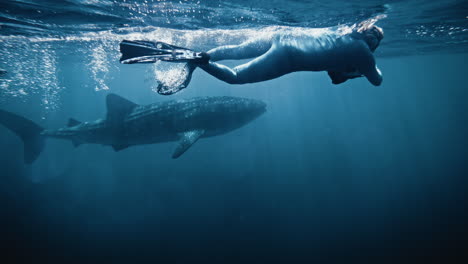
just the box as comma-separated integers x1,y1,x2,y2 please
1,53,467,263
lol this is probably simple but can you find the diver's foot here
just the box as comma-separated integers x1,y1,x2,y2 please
193,52,210,64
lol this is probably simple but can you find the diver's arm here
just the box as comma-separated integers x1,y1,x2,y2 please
367,65,383,86
358,52,382,86
328,70,363,84
355,46,383,86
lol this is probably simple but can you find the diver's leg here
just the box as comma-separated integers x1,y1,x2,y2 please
160,39,272,92
207,37,273,61
198,45,292,84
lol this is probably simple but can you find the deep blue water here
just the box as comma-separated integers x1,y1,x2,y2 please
1,0,468,263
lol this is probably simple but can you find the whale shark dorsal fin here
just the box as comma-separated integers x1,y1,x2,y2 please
67,118,81,127
106,94,138,122
172,129,204,159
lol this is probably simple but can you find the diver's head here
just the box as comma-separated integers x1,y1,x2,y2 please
351,18,384,52
361,25,384,52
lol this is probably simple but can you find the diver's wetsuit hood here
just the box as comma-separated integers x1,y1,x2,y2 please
351,25,384,52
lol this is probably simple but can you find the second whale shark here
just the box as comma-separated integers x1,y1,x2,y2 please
0,94,266,163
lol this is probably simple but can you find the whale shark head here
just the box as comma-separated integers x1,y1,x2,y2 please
235,97,267,123
171,96,267,158
197,96,267,136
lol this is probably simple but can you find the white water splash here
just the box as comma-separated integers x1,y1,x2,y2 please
40,47,62,110
150,61,191,93
88,44,111,91
0,41,63,110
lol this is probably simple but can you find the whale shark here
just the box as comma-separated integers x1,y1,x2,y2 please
0,94,266,163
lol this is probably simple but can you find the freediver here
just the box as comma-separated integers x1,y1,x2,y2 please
119,20,384,94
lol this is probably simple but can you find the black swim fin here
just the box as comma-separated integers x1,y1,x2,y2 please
119,40,206,64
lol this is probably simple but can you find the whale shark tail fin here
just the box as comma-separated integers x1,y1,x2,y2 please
0,109,45,164
119,40,206,64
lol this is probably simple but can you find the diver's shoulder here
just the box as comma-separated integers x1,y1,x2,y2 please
347,38,371,52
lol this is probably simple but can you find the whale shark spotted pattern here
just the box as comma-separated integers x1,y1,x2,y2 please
0,94,266,163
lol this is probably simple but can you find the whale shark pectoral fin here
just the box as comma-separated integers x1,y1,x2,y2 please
172,129,205,159
106,94,139,123
112,144,130,152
